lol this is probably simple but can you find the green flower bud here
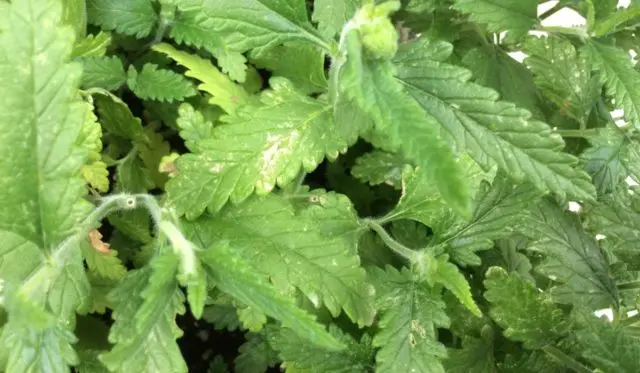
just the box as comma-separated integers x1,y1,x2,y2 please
354,1,401,59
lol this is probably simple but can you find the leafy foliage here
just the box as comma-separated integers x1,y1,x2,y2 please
3,0,640,372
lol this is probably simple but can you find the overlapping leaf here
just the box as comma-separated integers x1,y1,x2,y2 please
484,267,570,348
526,199,619,308
370,266,450,373
394,37,596,202
452,0,538,37
580,128,628,195
351,151,404,189
127,64,197,102
312,0,360,37
87,0,158,38
183,195,376,327
166,78,350,218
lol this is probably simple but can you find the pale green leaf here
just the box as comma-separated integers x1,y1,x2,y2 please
127,64,197,102
201,241,343,350
100,252,187,373
272,325,374,373
184,195,376,327
527,199,619,308
175,104,215,152
153,43,250,114
251,42,328,94
584,40,640,129
524,36,600,123
394,37,596,202
351,150,404,189
452,0,539,37
72,31,112,58
370,266,449,373
82,161,109,192
312,0,360,37
237,306,268,332
81,55,126,90
166,79,350,218
87,0,158,38
484,267,570,348
80,239,127,281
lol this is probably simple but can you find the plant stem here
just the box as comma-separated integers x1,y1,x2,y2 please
363,219,421,263
542,345,592,373
538,2,564,21
537,26,589,40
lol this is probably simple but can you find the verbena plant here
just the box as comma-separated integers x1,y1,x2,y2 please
1,0,639,372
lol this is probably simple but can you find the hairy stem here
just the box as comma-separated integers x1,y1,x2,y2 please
363,219,421,263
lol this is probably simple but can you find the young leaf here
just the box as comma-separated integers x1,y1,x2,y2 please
127,64,197,102
427,255,482,317
394,37,596,202
235,333,279,373
86,0,158,38
445,334,496,373
100,252,188,373
92,91,145,140
153,43,250,114
580,128,628,195
166,79,350,218
484,267,570,348
527,199,619,309
584,40,640,129
452,0,539,37
370,266,450,373
351,150,404,189
81,55,126,90
200,241,344,350
271,325,375,372
183,195,376,327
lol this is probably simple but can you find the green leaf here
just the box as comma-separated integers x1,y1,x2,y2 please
87,0,158,38
92,91,145,140
271,325,375,372
584,40,640,129
452,0,539,37
183,195,376,327
462,45,543,118
523,36,600,123
394,37,596,202
594,6,640,36
351,150,404,189
100,251,187,373
427,255,481,317
575,314,640,373
370,266,449,373
82,161,109,192
484,267,570,348
312,0,360,37
440,174,542,266
166,79,350,218
580,128,628,195
235,333,279,373
167,6,248,82
198,0,332,55
0,290,79,373
81,238,127,281
200,241,343,350
334,31,471,216
153,43,250,114
445,333,496,373
72,31,112,58
250,42,328,94
127,64,197,102
81,56,126,90
0,0,92,324
588,192,640,270
527,199,619,309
